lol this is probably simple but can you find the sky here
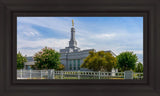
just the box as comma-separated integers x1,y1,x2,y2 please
17,17,143,63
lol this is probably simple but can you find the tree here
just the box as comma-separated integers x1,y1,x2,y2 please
17,52,27,69
57,64,65,70
135,62,143,72
81,51,117,72
33,47,61,69
116,51,138,71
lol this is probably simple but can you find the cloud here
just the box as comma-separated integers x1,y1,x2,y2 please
17,23,41,42
17,48,41,56
23,31,39,37
17,17,71,34
17,38,69,56
134,50,143,54
17,38,68,49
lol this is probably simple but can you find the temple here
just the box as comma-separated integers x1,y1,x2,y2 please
59,20,117,71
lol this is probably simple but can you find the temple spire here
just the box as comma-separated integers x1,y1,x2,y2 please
72,19,74,26
69,19,77,48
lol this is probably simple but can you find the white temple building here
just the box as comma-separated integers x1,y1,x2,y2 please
59,20,117,72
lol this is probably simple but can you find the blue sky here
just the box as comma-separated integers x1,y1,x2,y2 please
17,17,143,63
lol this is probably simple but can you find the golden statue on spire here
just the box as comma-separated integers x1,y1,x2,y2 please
72,19,74,26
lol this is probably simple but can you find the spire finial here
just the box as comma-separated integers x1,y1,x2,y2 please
72,19,74,26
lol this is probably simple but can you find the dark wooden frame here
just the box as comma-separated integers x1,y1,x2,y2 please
0,0,160,96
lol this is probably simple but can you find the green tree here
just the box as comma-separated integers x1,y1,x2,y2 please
81,51,117,72
135,62,143,72
33,47,61,69
17,52,27,69
116,51,138,71
57,64,65,70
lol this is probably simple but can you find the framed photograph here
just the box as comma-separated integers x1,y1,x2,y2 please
0,0,160,96
16,16,143,80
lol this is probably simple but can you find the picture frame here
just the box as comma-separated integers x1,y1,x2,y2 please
0,0,159,96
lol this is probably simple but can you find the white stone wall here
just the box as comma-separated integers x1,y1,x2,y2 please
60,49,92,71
